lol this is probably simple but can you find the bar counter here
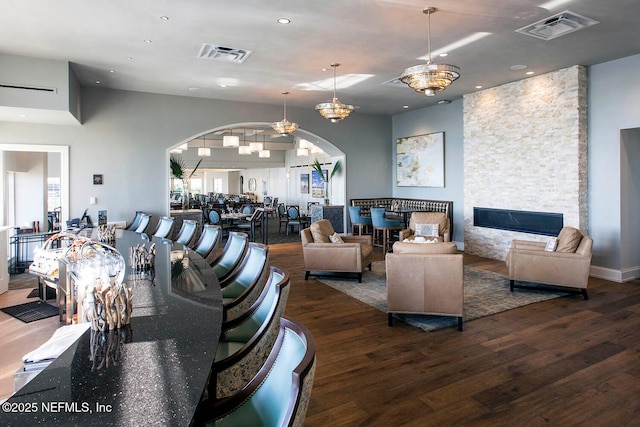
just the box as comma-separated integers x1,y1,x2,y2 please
4,230,223,426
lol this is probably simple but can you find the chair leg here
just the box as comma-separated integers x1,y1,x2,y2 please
304,271,310,280
388,313,393,327
457,317,463,331
509,279,515,292
581,289,589,300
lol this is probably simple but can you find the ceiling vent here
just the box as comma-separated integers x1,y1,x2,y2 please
197,44,252,63
516,10,599,41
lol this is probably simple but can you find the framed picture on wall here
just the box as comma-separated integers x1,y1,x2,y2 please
300,173,309,194
311,169,327,198
396,132,445,187
93,174,103,185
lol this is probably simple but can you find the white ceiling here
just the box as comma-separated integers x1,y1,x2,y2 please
1,0,640,117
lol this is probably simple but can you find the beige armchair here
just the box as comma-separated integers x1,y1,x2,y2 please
386,242,463,331
301,220,373,282
506,226,593,299
398,212,450,242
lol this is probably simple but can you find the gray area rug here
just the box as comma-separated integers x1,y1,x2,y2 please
317,261,568,331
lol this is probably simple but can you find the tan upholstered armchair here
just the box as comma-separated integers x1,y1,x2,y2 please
506,226,593,299
398,212,450,243
301,220,373,282
386,242,464,331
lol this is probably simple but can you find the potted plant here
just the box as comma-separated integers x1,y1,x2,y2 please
170,154,202,209
312,158,342,206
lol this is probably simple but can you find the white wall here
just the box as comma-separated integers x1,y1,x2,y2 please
589,53,640,281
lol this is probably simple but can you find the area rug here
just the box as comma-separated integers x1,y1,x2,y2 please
317,261,568,331
1,301,59,323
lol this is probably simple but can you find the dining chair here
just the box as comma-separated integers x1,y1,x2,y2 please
153,216,175,239
196,317,315,426
125,211,145,231
286,206,305,236
134,214,152,234
370,207,403,253
174,219,198,246
210,231,249,282
206,262,288,400
277,203,288,232
235,209,263,242
191,224,221,261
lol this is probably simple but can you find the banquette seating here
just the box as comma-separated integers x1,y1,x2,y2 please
301,219,373,282
350,197,453,237
386,241,464,331
506,226,593,299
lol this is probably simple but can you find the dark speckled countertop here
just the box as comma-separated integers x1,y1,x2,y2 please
3,230,223,426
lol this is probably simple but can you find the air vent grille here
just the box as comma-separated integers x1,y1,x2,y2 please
0,83,57,93
516,10,599,41
197,44,252,63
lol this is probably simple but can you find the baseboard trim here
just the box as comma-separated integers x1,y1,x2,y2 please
589,265,640,283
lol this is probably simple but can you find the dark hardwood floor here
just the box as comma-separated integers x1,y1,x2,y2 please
268,243,640,426
2,242,639,426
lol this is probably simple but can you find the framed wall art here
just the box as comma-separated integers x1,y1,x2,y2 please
300,173,309,194
396,132,444,187
93,174,103,185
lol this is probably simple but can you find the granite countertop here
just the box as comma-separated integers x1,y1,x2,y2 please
4,230,223,426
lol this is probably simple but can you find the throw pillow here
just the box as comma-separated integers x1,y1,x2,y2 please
415,223,439,237
329,232,344,244
544,238,558,252
556,227,582,253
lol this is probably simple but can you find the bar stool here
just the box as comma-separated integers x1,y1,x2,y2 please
348,206,372,235
370,208,402,253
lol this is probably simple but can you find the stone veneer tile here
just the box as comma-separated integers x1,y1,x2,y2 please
463,65,588,260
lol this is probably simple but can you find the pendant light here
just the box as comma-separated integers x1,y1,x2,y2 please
271,91,299,135
315,63,355,123
197,136,210,156
400,7,461,96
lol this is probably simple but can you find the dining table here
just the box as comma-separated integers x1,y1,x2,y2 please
4,229,223,426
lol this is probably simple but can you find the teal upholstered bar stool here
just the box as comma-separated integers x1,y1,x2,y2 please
370,207,403,253
348,205,372,235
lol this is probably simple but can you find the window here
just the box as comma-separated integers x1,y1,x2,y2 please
214,178,223,193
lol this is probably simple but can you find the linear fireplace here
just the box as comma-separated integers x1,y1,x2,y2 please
473,207,563,236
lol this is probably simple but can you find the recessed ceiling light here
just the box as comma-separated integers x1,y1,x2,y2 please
510,64,527,70
109,70,115,73
475,85,482,89
403,105,409,109
127,57,133,60
439,53,448,57
277,18,291,24
437,99,451,104
95,80,101,84
188,87,201,92
160,16,169,20
144,39,152,43
218,84,228,88
526,71,535,75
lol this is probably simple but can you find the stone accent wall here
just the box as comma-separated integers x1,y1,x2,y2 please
463,65,588,260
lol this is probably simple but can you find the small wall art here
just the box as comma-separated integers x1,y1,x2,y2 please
93,174,104,185
396,132,444,187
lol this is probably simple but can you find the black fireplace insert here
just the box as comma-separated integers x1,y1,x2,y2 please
473,207,563,236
